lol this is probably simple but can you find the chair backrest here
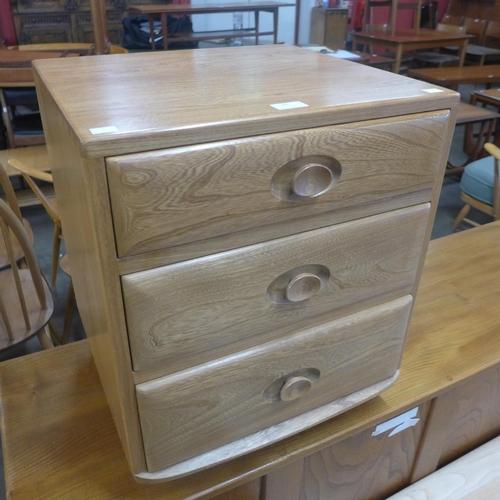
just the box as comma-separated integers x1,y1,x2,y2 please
436,23,466,35
440,14,463,27
0,161,28,269
483,20,500,49
463,17,487,44
363,0,423,35
484,143,500,219
8,159,60,227
0,198,52,349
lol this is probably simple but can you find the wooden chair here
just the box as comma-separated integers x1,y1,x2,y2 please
0,198,53,351
463,20,500,66
0,161,34,269
463,17,487,45
362,0,424,35
8,159,62,285
440,14,463,27
452,142,500,230
412,23,465,67
0,87,44,148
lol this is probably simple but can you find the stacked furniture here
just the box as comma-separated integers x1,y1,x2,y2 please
33,44,458,482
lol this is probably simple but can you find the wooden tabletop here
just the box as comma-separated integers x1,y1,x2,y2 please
473,88,500,103
1,221,500,499
409,65,500,86
129,2,294,13
32,44,458,159
0,50,77,68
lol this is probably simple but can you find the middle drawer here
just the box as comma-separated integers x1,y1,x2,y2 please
122,204,429,374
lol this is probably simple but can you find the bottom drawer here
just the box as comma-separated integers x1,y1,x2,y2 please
136,295,413,472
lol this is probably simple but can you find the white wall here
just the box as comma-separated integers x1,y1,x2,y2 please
190,0,317,46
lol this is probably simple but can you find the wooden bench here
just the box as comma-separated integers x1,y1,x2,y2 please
0,145,54,208
408,64,500,89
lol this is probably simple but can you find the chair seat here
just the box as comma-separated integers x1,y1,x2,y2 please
467,44,500,57
11,113,44,135
460,156,495,205
2,88,39,107
413,52,460,64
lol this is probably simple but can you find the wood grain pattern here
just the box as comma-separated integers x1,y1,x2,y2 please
107,111,448,258
116,189,434,274
1,223,499,498
387,435,500,500
33,44,458,483
32,45,459,159
266,403,430,500
437,365,500,468
136,296,412,472
124,204,428,374
136,371,400,482
410,392,458,483
34,76,147,475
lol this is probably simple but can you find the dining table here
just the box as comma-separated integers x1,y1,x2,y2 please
352,28,471,74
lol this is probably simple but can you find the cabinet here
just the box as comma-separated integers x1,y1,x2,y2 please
9,0,159,45
309,7,348,50
33,45,458,482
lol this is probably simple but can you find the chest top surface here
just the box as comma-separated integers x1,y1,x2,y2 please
33,44,458,158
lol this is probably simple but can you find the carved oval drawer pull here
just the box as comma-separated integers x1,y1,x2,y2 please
279,376,313,402
291,163,335,198
285,272,322,302
270,154,341,202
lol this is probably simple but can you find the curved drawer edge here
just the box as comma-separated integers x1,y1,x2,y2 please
134,369,400,484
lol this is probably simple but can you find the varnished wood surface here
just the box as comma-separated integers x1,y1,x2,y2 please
387,434,500,500
1,221,500,498
409,65,500,87
123,205,428,375
32,45,459,158
266,402,431,500
137,296,411,472
107,111,448,259
0,145,50,177
0,50,77,68
130,2,294,14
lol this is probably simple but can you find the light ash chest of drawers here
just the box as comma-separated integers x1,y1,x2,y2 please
33,45,458,483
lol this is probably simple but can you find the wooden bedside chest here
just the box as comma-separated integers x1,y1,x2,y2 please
33,45,458,483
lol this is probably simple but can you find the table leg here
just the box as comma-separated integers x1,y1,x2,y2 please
273,8,279,44
149,15,156,51
161,13,168,51
458,41,468,67
394,44,403,74
255,11,260,45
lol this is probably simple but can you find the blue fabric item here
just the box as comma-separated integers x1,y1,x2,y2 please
460,155,496,206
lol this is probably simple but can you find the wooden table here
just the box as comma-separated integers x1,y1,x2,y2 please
129,2,294,50
2,220,500,499
0,49,79,86
408,65,500,89
0,50,77,68
352,28,470,74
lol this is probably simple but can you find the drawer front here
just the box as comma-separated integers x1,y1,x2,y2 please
107,110,449,258
123,204,429,373
136,295,413,472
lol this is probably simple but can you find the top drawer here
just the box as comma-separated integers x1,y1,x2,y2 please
107,110,449,259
